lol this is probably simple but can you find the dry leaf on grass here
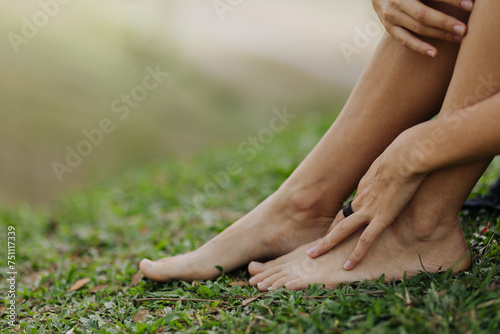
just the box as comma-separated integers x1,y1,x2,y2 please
91,284,108,293
229,280,249,287
131,271,144,286
132,309,150,323
68,278,91,291
242,295,262,306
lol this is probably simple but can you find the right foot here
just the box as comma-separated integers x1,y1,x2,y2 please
140,190,337,281
248,215,471,291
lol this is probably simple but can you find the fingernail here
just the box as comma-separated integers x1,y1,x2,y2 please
141,259,154,269
426,50,436,58
307,246,317,256
461,1,473,11
343,260,352,270
453,25,465,36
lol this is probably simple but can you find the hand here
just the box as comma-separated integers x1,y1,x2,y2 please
307,144,427,270
372,0,473,57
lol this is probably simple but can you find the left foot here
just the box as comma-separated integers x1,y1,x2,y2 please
139,190,335,282
248,216,471,291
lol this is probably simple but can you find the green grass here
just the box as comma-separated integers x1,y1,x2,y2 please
1,113,499,333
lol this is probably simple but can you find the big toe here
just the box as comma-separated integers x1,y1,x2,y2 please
248,261,265,275
140,258,170,282
248,254,289,275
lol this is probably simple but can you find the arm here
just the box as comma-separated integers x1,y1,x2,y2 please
308,92,500,269
399,92,500,175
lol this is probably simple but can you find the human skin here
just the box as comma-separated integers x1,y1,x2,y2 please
250,0,500,290
373,0,473,56
139,1,471,282
306,0,500,272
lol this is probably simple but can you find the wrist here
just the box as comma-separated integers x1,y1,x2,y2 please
391,124,435,177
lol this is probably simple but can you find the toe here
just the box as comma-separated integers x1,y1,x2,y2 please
248,254,290,276
284,279,304,291
257,272,287,291
249,265,284,286
248,259,276,276
248,261,265,275
269,276,295,291
156,253,184,263
140,259,169,282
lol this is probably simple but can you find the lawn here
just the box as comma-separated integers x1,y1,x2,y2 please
1,113,499,333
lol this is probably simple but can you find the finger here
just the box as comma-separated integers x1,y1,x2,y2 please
389,25,438,57
392,12,462,43
327,210,345,234
433,0,473,12
307,214,366,258
400,0,467,36
342,219,387,271
328,198,358,234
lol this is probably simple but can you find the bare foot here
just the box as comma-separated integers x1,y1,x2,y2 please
248,216,471,291
140,191,336,281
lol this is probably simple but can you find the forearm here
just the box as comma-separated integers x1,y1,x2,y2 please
394,92,500,175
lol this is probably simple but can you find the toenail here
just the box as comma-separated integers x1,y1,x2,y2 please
267,287,274,291
251,262,263,269
343,260,352,270
249,277,256,284
257,282,263,287
141,259,154,269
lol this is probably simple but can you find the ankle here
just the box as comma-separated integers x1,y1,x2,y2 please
391,212,470,273
281,185,341,219
397,204,462,241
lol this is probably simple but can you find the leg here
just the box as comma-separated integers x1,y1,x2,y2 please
249,0,500,290
139,13,464,282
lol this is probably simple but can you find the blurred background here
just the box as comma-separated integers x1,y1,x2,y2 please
0,0,382,207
